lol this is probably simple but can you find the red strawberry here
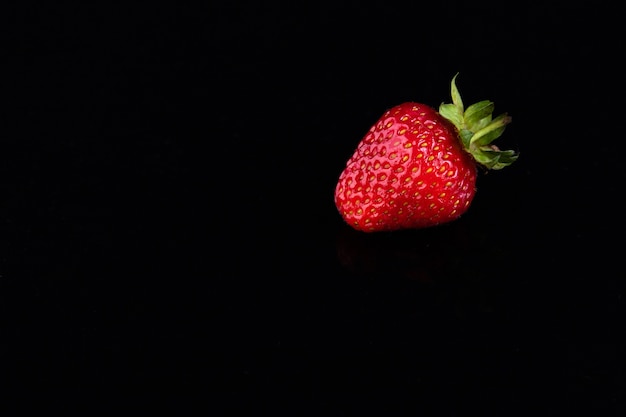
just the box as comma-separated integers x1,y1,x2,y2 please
334,73,518,232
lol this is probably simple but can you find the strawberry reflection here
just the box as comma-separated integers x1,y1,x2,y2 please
335,221,472,282
334,219,497,319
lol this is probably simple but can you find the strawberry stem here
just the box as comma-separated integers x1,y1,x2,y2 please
438,73,518,170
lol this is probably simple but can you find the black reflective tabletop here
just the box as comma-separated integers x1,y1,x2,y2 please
3,2,624,416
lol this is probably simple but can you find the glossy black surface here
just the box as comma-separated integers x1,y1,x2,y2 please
3,3,624,416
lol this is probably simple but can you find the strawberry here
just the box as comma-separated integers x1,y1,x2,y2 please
334,73,518,232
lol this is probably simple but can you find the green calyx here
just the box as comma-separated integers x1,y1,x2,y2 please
439,73,518,170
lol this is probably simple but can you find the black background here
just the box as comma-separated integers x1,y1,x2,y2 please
3,2,625,416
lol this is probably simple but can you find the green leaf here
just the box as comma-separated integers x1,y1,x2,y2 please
470,113,512,146
470,148,497,167
464,100,494,131
439,103,463,128
473,125,506,147
450,73,464,113
477,148,519,169
459,129,473,149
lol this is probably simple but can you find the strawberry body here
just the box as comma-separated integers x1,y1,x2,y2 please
334,74,517,232
335,103,477,232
